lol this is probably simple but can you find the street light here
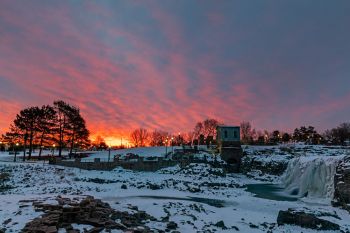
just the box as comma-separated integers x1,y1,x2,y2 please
165,139,168,156
14,143,19,162
108,145,111,162
171,137,174,155
52,144,56,156
75,141,78,156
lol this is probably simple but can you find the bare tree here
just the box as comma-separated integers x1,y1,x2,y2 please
324,122,350,145
193,118,220,142
203,118,219,138
240,121,252,144
193,122,203,139
130,128,149,147
92,135,108,150
149,130,169,146
184,131,195,145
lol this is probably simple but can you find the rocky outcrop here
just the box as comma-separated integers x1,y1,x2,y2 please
334,155,350,212
22,196,157,233
241,156,289,176
277,209,340,231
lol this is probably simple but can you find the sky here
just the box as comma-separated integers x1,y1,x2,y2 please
1,0,350,145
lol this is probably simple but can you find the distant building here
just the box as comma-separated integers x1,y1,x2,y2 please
216,126,243,171
216,126,240,145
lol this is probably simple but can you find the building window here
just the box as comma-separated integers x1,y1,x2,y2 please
234,131,238,138
224,130,228,138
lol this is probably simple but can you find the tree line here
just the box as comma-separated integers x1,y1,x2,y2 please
129,119,350,147
129,118,220,147
240,121,350,146
3,103,349,152
1,100,89,160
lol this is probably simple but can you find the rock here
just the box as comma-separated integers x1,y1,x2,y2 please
249,223,258,228
277,209,340,231
121,184,128,189
2,218,11,225
334,156,350,212
67,230,79,233
148,183,161,190
0,172,10,182
45,226,57,233
86,227,104,233
166,221,178,230
241,156,289,176
22,196,157,232
188,187,201,193
214,220,227,229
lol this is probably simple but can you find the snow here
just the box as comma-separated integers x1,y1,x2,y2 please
86,146,182,160
1,144,350,232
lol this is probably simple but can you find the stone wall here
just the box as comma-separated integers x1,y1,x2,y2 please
50,157,180,172
219,141,243,167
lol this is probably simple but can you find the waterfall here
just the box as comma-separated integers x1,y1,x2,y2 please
281,156,344,199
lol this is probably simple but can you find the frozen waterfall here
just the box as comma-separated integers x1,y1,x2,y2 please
281,156,344,199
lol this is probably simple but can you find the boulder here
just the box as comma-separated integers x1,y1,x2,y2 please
277,209,340,231
22,196,157,232
166,221,178,230
214,220,227,229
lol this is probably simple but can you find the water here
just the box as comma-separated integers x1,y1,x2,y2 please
137,195,229,207
245,183,298,202
104,195,233,208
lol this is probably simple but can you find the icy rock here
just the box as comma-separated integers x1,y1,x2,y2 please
22,196,157,232
241,155,289,176
334,155,350,212
147,183,161,190
277,209,340,230
214,220,227,229
166,221,178,230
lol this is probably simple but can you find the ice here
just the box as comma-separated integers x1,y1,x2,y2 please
282,156,345,198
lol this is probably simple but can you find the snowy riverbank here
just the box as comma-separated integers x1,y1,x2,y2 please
1,145,350,232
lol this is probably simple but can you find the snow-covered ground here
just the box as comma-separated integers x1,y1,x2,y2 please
0,150,70,162
1,145,350,232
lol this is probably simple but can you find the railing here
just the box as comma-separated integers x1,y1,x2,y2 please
79,158,112,163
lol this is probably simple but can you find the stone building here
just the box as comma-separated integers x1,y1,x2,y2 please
216,126,243,170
